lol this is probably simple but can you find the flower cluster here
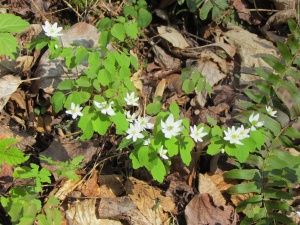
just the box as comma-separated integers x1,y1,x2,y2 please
65,89,276,162
125,113,153,142
224,125,250,145
94,100,115,116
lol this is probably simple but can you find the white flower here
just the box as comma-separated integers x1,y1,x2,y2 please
236,125,250,139
94,100,105,109
66,103,83,119
94,100,115,116
158,146,168,160
249,112,264,131
161,114,183,139
190,125,208,142
126,123,144,142
266,106,277,117
296,210,300,217
124,92,139,106
42,21,63,37
224,126,244,145
221,148,225,154
136,116,154,130
126,111,136,122
143,138,150,146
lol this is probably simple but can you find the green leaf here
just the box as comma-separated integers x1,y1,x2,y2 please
75,76,91,87
110,111,129,134
124,22,138,39
27,36,49,51
236,195,262,212
276,81,300,119
98,30,110,48
78,113,94,140
186,0,202,12
263,188,293,200
212,6,221,20
124,6,138,19
206,115,217,126
111,23,126,41
200,0,213,20
51,92,66,113
234,144,250,163
215,0,228,10
75,48,89,65
169,102,180,119
65,91,91,107
129,150,142,169
0,138,28,166
130,54,138,70
0,33,18,58
227,181,261,194
277,41,293,65
211,125,223,136
0,146,28,166
182,79,194,94
146,102,162,115
255,68,280,85
267,212,295,225
105,88,117,98
165,136,179,156
262,55,286,75
206,137,223,155
57,79,74,90
92,113,111,135
0,14,29,33
224,169,261,181
179,136,195,165
151,158,166,182
264,200,292,211
98,69,112,86
284,126,300,138
137,8,152,28
244,89,265,103
117,138,132,150
96,17,113,31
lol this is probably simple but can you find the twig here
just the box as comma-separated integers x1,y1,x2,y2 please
30,0,48,21
237,9,279,13
62,0,82,19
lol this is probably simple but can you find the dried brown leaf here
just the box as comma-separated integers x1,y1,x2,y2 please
154,79,166,98
66,198,122,225
99,174,124,197
80,171,101,197
198,173,226,207
0,75,21,111
126,177,174,224
185,193,235,225
157,26,190,49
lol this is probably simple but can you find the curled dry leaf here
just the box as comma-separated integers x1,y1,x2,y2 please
157,26,190,49
154,78,166,98
0,75,21,111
